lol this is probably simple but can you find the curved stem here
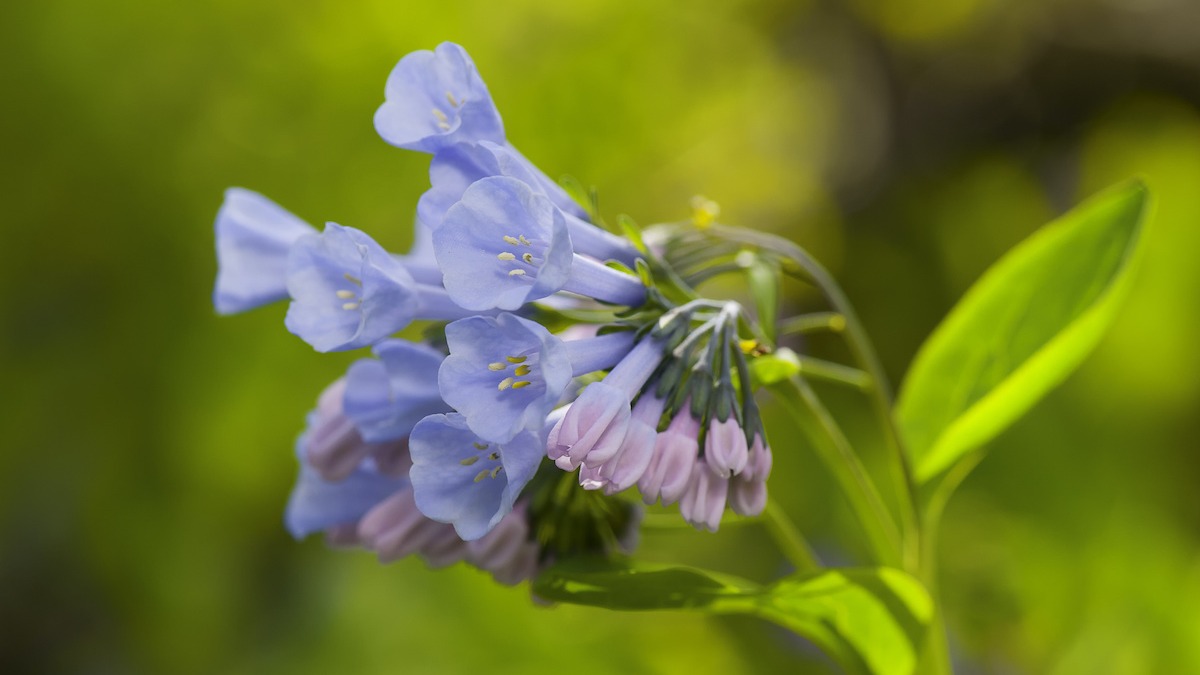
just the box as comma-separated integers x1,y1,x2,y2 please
770,376,902,566
712,225,921,571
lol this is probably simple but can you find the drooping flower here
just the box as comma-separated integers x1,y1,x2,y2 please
374,42,505,153
578,391,664,494
704,413,750,479
679,461,729,533
420,141,636,265
408,413,545,541
343,339,451,442
213,187,314,314
433,176,646,311
438,313,635,443
549,337,667,471
637,404,701,506
285,223,471,352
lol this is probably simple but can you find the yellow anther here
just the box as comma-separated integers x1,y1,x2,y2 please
505,355,527,364
497,252,516,261
474,469,490,483
513,364,531,376
343,273,362,286
690,195,721,228
472,442,489,450
487,362,507,371
460,456,479,466
488,452,500,461
518,235,531,246
342,302,360,311
489,466,502,479
522,252,534,264
336,290,356,300
432,108,451,130
503,235,520,245
508,269,526,277
446,91,461,107
511,380,532,389
497,377,514,391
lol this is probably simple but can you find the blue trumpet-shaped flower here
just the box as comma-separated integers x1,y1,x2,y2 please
408,413,545,541
439,314,635,443
343,339,451,442
213,187,315,314
285,223,470,352
374,42,504,153
434,176,646,310
420,142,636,264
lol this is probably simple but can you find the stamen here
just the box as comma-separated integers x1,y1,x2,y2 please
497,252,516,261
508,269,526,277
335,290,356,299
505,355,527,364
511,380,532,389
488,452,500,461
342,302,360,311
521,252,534,264
343,273,362,286
432,108,451,131
446,91,461,107
489,466,503,479
513,364,531,376
518,235,532,246
503,235,520,246
460,456,479,466
474,469,490,483
472,442,489,450
497,377,514,391
487,362,507,371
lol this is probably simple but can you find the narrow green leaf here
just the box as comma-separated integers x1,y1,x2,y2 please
534,559,931,675
897,180,1151,482
746,258,780,344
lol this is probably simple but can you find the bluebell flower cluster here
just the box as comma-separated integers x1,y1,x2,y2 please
215,42,774,583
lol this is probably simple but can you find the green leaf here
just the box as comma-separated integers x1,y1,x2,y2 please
534,559,931,675
897,180,1151,482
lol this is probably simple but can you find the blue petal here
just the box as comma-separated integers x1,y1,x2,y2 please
213,188,314,314
409,413,544,541
439,314,572,443
434,176,573,311
374,43,504,153
344,339,450,442
285,223,420,352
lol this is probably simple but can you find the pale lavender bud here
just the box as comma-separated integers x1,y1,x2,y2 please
743,433,773,482
679,463,729,532
638,406,700,505
592,393,664,494
304,378,410,483
728,476,767,517
358,490,460,563
548,382,631,471
468,504,540,586
704,416,749,479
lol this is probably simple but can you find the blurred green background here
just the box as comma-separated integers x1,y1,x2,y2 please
3,0,1199,672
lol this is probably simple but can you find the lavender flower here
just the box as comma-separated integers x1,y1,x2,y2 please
408,413,545,541
439,313,635,443
213,187,314,314
433,176,646,311
285,223,469,352
374,42,504,153
637,405,701,506
679,462,729,533
343,339,451,442
420,142,636,264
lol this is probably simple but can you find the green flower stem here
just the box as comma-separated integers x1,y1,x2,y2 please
711,224,921,571
778,312,846,336
761,500,822,573
770,376,902,567
795,355,872,391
